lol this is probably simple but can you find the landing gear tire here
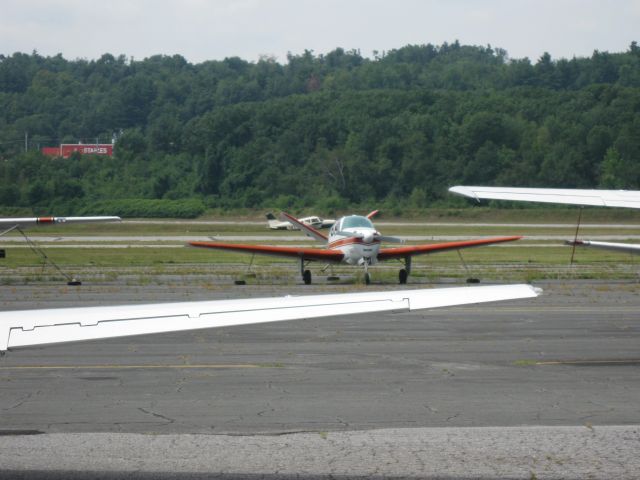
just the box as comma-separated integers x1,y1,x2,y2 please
399,269,408,284
303,269,312,285
466,278,480,284
364,272,371,285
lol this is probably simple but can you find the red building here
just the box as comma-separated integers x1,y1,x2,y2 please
41,143,114,158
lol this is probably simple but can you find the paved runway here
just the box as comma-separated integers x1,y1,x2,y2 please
1,280,639,478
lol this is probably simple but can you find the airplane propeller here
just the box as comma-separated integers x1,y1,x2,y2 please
335,231,404,244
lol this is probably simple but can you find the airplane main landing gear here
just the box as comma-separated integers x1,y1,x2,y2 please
364,272,371,285
399,269,408,284
300,258,312,285
398,256,411,285
303,269,312,285
457,250,479,283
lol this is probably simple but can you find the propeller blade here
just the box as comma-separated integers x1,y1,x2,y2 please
375,235,404,244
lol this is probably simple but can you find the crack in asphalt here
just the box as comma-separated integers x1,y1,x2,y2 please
1,391,34,411
137,407,175,425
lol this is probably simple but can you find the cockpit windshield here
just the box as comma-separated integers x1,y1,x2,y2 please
340,215,374,230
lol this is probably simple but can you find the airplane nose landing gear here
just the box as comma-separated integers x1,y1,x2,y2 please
360,257,372,285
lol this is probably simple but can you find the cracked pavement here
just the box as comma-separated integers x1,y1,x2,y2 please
1,280,640,478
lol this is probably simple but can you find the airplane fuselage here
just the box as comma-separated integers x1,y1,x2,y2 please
327,216,381,266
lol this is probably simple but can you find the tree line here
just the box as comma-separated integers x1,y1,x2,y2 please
1,41,639,216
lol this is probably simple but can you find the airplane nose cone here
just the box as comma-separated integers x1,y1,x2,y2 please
363,232,374,244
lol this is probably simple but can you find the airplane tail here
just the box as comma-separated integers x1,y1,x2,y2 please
265,212,280,229
280,212,328,243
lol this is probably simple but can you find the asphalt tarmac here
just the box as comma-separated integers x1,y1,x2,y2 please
1,279,639,478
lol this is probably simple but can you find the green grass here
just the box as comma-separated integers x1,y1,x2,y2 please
513,360,539,366
2,244,637,283
2,210,640,283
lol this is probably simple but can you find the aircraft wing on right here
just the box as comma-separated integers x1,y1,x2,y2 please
449,186,640,209
377,236,521,261
566,240,640,255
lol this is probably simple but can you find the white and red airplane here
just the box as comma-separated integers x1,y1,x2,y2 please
190,210,521,285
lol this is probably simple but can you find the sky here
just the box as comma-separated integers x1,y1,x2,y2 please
1,0,639,64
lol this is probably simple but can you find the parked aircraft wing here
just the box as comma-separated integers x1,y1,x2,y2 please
0,216,121,228
449,186,640,209
565,240,640,255
0,285,541,351
280,212,328,242
377,236,521,260
189,241,344,262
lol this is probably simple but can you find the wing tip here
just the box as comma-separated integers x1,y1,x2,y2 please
449,186,479,201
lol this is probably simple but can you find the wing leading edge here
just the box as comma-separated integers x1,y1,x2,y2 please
378,236,522,260
280,212,328,242
189,241,344,262
0,285,541,351
449,186,640,209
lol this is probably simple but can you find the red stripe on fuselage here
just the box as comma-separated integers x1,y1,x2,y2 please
36,217,55,224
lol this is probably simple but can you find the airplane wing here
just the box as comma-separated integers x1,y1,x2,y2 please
377,236,522,261
566,240,640,255
280,212,328,242
449,186,640,209
0,284,541,351
189,241,344,262
0,216,122,228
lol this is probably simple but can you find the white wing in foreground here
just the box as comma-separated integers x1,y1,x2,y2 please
0,285,540,351
449,186,640,209
567,240,640,255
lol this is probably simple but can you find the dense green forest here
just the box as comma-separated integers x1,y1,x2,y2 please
1,41,639,216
